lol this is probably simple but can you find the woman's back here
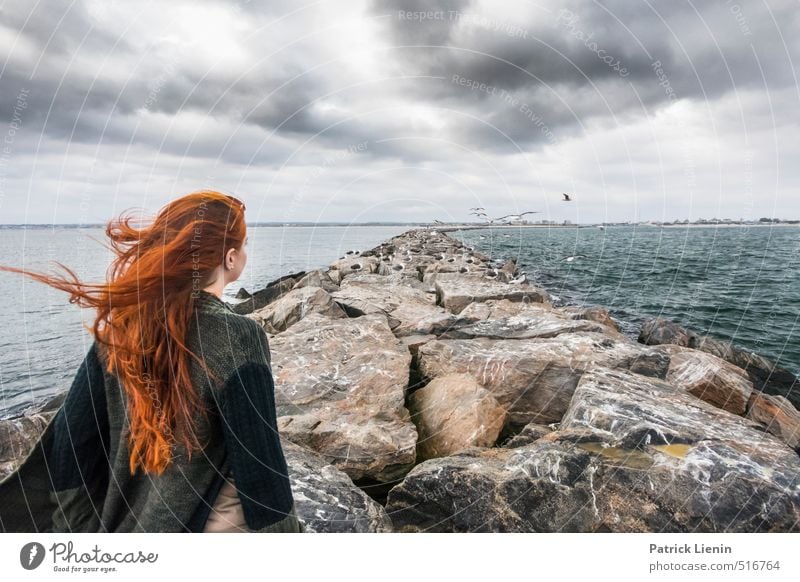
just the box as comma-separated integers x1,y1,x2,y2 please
47,290,303,532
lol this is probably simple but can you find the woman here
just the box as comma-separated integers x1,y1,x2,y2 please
0,190,305,533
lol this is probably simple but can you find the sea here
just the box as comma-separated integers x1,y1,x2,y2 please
0,224,797,419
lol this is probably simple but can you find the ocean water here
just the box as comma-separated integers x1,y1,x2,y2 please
452,225,800,379
0,225,413,419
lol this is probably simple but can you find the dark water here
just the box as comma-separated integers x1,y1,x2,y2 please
0,225,414,419
452,225,800,379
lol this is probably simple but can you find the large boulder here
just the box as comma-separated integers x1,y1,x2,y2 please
281,440,393,532
248,286,347,334
416,332,670,430
434,273,551,314
270,312,417,482
386,367,800,532
292,269,340,294
408,373,506,461
231,271,305,315
330,273,459,337
639,317,799,409
664,348,754,414
439,299,619,340
329,256,379,279
746,393,800,452
0,411,57,480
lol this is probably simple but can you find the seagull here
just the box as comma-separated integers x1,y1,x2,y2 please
562,193,572,201
469,207,485,211
509,274,527,284
493,211,540,221
561,254,586,262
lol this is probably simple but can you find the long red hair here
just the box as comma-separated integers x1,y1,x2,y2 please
0,190,247,476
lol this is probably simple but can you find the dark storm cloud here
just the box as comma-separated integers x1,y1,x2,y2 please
368,0,799,149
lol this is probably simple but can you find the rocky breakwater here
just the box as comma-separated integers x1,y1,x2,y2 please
3,228,800,532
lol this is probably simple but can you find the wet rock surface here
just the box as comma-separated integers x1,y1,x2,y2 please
386,367,800,532
640,317,799,409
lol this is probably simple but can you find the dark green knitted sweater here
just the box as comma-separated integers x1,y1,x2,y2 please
0,289,304,533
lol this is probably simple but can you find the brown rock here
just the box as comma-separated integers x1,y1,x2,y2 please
409,373,506,461
417,332,670,430
746,392,800,451
666,349,754,414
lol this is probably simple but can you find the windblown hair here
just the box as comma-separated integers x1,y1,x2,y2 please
0,190,247,476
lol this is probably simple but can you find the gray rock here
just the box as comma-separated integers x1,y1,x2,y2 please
386,367,800,532
282,440,393,532
434,273,551,314
417,332,670,430
249,286,347,334
270,312,417,482
440,300,618,340
0,412,56,481
499,422,554,448
292,269,340,293
639,317,799,409
331,273,458,337
231,272,304,315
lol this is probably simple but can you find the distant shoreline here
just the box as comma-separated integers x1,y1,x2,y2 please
1,222,797,229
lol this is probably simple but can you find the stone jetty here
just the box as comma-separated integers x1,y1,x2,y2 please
2,228,799,532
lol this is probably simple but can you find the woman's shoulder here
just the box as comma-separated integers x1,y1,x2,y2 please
191,308,271,380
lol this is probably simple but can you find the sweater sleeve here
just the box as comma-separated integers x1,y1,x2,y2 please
210,320,302,532
45,340,110,532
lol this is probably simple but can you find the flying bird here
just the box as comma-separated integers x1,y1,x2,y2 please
493,211,540,222
469,207,485,211
562,193,572,201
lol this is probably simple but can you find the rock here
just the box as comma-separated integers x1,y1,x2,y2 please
439,299,618,340
408,373,506,461
270,312,417,482
417,332,670,430
330,273,459,337
499,422,554,448
386,367,800,532
665,349,754,414
231,271,305,315
281,440,393,532
292,269,340,293
327,268,343,285
248,286,347,334
0,401,392,533
398,334,437,356
434,273,550,315
639,317,800,409
558,305,620,332
0,412,57,481
329,256,379,277
639,317,692,346
746,393,800,451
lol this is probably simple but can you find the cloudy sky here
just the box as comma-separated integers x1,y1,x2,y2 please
0,0,797,224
